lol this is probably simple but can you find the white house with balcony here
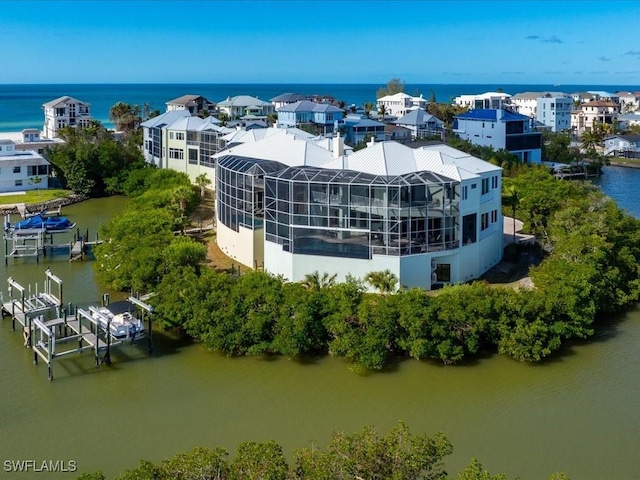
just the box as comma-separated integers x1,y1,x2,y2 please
536,95,573,132
376,92,428,118
453,109,542,163
42,96,92,139
617,91,640,113
0,140,51,193
571,100,620,136
454,92,512,110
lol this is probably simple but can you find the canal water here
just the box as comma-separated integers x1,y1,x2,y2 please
1,169,639,480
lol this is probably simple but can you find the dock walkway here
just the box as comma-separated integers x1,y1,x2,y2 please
1,271,154,380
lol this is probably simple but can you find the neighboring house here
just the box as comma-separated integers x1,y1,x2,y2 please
376,92,428,118
213,134,503,290
511,92,544,117
618,112,640,130
217,95,274,120
270,93,307,110
142,111,231,183
604,134,640,158
141,110,191,168
385,125,412,144
617,91,640,113
571,100,620,136
571,91,597,105
165,95,216,115
511,91,569,119
335,114,386,145
0,129,64,155
587,90,619,103
453,109,542,163
276,100,343,134
42,96,92,139
536,95,573,132
0,140,50,193
454,92,512,110
394,110,444,139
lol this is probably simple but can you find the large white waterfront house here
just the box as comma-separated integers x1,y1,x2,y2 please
0,140,50,193
42,96,92,139
454,92,512,110
213,132,503,290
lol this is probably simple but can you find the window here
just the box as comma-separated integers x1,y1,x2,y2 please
15,180,22,186
491,175,498,189
462,185,468,201
481,178,489,195
13,166,20,173
169,132,174,139
188,149,198,165
168,148,184,159
176,132,184,140
491,210,498,223
471,183,477,189
481,212,489,231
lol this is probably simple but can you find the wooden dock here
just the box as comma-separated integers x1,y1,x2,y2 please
1,271,154,380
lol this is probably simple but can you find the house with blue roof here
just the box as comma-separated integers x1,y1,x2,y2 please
277,100,343,135
453,109,542,163
335,114,386,145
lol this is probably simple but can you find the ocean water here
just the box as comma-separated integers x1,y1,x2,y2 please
0,83,639,132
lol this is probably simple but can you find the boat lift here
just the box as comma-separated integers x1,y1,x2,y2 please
2,270,154,380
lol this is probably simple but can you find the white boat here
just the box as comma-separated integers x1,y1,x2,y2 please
91,301,145,340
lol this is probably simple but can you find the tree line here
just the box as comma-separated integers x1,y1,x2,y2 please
76,421,569,480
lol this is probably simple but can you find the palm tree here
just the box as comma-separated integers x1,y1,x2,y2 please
172,185,193,234
301,271,337,290
142,102,152,120
502,185,521,245
379,104,387,123
364,270,398,295
109,102,140,135
195,173,211,199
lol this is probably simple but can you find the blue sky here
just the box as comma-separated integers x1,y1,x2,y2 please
1,0,639,84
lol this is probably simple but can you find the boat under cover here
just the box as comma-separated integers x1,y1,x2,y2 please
13,214,75,232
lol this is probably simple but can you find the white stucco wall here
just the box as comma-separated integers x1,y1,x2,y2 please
216,222,260,269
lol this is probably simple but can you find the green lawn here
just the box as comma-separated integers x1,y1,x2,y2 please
0,189,73,206
609,158,640,167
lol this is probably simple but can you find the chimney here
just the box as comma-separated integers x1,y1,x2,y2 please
368,136,376,147
333,131,344,159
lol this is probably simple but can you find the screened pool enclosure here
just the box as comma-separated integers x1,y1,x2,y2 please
217,155,462,260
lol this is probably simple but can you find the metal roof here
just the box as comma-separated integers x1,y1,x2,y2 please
42,96,89,108
217,95,271,107
394,109,443,127
140,110,190,128
270,92,306,103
